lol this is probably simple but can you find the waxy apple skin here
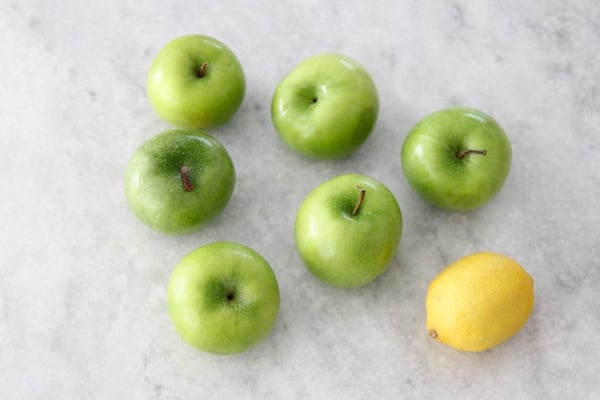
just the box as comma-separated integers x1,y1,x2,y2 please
401,107,512,211
295,174,402,288
125,129,235,234
271,53,379,159
168,242,280,355
147,34,245,129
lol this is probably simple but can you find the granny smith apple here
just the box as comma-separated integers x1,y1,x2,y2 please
271,53,379,159
401,107,512,211
168,241,280,354
295,173,402,288
147,34,245,128
125,129,235,234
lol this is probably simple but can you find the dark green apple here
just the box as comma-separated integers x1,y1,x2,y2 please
147,34,245,129
125,129,235,234
271,53,379,159
295,174,402,288
401,107,512,211
168,241,280,354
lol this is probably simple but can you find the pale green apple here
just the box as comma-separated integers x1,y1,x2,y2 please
295,174,402,288
147,34,245,128
168,242,280,354
125,129,235,234
401,107,512,211
271,53,379,159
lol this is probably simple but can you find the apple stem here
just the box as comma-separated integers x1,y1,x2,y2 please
456,149,487,159
196,61,208,78
352,185,366,216
180,166,193,191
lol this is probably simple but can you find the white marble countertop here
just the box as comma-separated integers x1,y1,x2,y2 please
2,1,599,399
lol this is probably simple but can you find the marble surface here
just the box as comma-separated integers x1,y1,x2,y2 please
1,0,599,399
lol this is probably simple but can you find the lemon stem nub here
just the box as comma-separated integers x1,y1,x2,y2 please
428,329,438,339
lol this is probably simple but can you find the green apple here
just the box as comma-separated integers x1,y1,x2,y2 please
125,129,235,234
295,173,402,288
401,107,512,211
147,34,245,129
168,241,280,354
271,53,379,159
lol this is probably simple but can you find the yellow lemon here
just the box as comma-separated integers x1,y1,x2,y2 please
426,252,534,352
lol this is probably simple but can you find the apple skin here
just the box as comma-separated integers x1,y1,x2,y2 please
295,174,402,288
401,107,512,211
125,129,235,234
167,242,280,354
147,34,245,129
271,53,379,159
